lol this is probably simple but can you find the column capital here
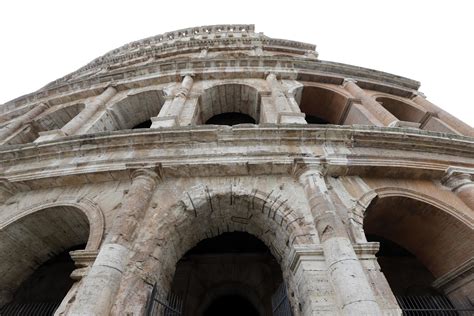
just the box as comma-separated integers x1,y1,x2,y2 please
292,157,325,181
342,78,358,86
128,165,163,185
442,167,474,192
265,71,278,80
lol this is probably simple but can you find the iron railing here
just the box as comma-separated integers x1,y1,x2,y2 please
0,302,60,315
145,284,183,316
271,282,292,316
396,295,474,315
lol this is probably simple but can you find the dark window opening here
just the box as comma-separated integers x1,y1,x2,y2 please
204,295,259,316
305,114,330,124
132,119,152,129
205,112,256,126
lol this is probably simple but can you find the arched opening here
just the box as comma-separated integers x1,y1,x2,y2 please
125,188,314,316
89,90,165,132
34,103,85,132
4,103,85,145
1,245,85,315
205,112,256,125
199,84,261,125
0,206,91,313
364,195,474,312
169,232,282,316
132,119,152,129
295,86,348,124
375,97,426,123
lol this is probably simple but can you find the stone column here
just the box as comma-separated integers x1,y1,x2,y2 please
151,75,194,128
442,168,474,210
61,86,117,136
295,161,381,315
266,73,306,124
0,102,49,143
412,92,474,137
343,79,398,127
68,168,160,316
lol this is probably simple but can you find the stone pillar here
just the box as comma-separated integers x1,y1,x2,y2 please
343,79,398,127
266,73,306,124
0,103,49,143
442,168,474,210
68,168,160,316
295,161,381,315
61,86,117,136
412,92,474,137
151,75,194,128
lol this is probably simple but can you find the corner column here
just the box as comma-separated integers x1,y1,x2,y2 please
266,73,306,124
442,168,474,210
0,103,49,143
343,79,398,126
68,168,160,316
151,75,194,128
295,160,381,315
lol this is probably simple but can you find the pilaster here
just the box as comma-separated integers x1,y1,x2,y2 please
266,73,306,124
35,86,117,142
151,75,194,128
342,79,398,127
293,158,381,315
412,92,474,137
67,167,160,316
0,103,49,144
442,167,474,210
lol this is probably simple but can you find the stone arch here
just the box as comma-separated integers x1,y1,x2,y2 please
0,202,97,307
3,198,106,250
89,88,166,132
198,83,261,124
359,187,473,278
374,95,427,123
291,84,352,124
3,103,86,145
116,185,314,315
33,103,85,132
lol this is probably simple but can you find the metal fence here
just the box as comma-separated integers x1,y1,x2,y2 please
271,282,292,316
0,302,60,315
396,295,474,315
145,284,183,316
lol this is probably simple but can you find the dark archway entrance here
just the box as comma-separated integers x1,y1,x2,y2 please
205,112,256,126
1,245,84,315
364,196,474,313
204,294,259,316
169,232,284,316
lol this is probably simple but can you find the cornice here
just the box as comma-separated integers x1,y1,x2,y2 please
0,125,472,190
1,56,419,113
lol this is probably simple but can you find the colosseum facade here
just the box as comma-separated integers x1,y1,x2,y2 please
0,24,473,315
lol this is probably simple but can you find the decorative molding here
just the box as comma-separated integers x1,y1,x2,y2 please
288,245,325,272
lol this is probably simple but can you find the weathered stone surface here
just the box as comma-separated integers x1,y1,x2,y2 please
0,24,473,315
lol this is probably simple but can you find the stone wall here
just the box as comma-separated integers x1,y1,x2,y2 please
0,25,473,315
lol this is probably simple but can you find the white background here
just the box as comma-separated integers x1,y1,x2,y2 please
0,0,472,126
